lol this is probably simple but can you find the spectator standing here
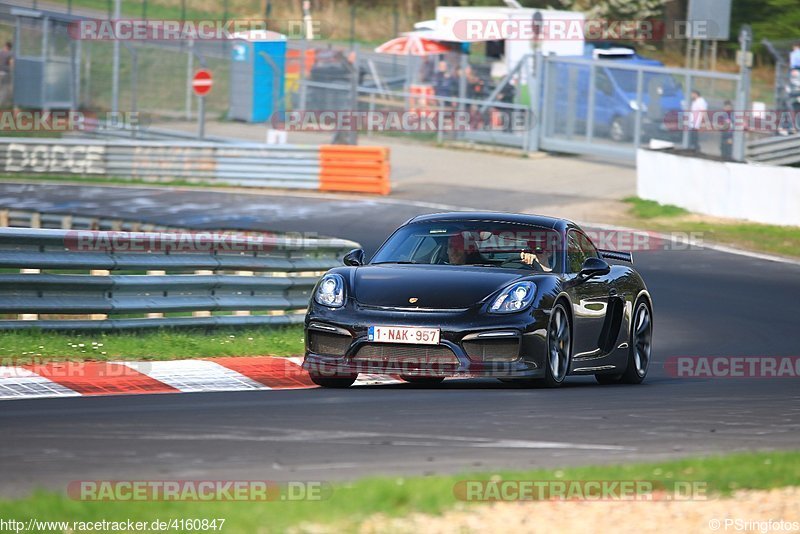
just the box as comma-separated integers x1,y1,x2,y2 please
689,90,708,152
791,43,800,70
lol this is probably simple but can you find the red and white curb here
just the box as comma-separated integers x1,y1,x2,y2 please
0,357,403,401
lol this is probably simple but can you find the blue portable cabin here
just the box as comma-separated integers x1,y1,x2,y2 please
228,30,287,123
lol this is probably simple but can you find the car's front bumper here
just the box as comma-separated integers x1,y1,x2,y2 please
302,302,550,379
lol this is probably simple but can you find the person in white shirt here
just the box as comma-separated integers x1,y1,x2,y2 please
791,43,800,70
689,90,708,152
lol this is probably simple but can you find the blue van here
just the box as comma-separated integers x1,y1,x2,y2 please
550,47,685,142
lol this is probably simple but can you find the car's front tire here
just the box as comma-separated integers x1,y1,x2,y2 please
309,373,358,388
524,301,572,388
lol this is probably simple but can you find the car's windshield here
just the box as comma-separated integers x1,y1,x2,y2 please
371,221,562,272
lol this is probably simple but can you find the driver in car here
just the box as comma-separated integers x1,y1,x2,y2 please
446,233,485,265
520,239,555,272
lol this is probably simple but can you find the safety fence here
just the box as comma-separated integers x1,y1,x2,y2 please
0,137,391,194
0,227,359,331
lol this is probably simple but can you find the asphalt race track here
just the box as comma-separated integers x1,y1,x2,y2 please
1,182,799,498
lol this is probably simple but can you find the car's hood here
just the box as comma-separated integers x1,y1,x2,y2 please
351,265,525,309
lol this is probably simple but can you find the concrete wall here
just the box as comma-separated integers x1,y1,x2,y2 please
637,149,800,227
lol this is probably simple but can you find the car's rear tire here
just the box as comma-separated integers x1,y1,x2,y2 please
401,376,445,386
309,373,357,388
595,298,652,385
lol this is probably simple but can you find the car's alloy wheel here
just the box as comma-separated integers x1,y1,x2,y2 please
627,300,652,382
308,373,357,388
535,302,571,388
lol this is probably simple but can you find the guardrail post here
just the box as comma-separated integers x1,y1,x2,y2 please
30,212,41,228
193,269,213,317
60,215,73,229
0,209,8,227
18,268,41,321
146,270,166,319
234,271,254,316
90,269,109,320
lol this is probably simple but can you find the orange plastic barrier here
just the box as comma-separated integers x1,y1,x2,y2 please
319,145,391,195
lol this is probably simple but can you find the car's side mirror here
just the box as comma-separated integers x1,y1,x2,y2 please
579,257,611,279
343,248,365,266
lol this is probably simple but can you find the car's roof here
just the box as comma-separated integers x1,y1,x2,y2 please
406,212,574,231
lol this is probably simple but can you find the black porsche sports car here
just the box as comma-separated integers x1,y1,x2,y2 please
303,213,653,388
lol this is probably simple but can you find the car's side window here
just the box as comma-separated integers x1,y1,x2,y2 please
566,231,587,273
577,232,600,260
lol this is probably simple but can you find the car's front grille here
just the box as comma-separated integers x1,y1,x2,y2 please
308,331,352,357
353,343,459,366
462,338,520,362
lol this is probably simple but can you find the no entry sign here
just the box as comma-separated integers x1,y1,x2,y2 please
192,69,213,97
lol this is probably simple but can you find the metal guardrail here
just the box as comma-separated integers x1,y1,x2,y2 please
0,137,391,194
0,137,321,188
0,208,186,232
746,133,800,166
0,228,359,331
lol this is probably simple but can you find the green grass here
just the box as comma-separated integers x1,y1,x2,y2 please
623,197,800,258
623,196,689,219
0,450,797,533
0,326,305,364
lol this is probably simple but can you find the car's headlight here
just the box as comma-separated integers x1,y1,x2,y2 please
489,282,536,314
314,274,345,308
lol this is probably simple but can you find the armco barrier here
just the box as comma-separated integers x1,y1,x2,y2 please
0,138,391,195
0,228,359,331
637,149,800,227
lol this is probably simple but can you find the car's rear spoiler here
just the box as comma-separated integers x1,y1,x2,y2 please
599,249,634,264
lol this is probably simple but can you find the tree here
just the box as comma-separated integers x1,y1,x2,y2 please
558,0,666,20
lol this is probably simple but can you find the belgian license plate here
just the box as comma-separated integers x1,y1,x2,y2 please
368,326,440,345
